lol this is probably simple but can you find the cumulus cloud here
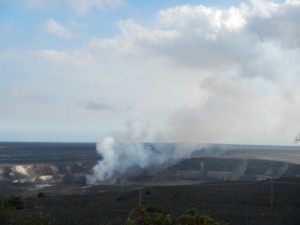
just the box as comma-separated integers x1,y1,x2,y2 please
152,1,300,144
91,19,179,56
87,0,300,145
248,0,300,48
3,0,300,145
44,19,74,39
96,1,300,67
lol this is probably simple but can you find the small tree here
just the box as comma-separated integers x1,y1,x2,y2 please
3,195,24,210
0,205,11,224
126,206,227,225
177,208,226,225
23,212,56,225
126,205,172,225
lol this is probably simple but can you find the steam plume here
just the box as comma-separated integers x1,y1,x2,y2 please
86,114,196,184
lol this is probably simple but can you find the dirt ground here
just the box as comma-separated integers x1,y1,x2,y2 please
9,177,300,225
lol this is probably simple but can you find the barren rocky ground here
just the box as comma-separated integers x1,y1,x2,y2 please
7,178,300,225
1,142,300,224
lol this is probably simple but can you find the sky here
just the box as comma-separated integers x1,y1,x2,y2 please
1,0,300,145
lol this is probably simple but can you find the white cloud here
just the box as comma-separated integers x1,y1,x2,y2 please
250,0,280,18
159,4,247,33
87,0,300,144
150,1,300,144
3,0,300,144
246,1,300,48
285,0,300,5
66,0,125,15
91,19,179,56
36,49,94,66
44,19,74,39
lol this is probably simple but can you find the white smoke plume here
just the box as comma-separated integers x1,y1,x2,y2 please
85,1,300,184
86,115,148,183
86,114,197,184
151,1,300,146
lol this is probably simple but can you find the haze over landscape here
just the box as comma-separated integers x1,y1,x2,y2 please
2,3,300,224
1,0,300,146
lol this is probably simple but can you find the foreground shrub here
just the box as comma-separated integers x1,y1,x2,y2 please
177,208,226,225
23,212,56,225
0,206,11,224
126,206,226,225
1,195,226,225
126,205,172,225
1,195,54,225
3,195,24,210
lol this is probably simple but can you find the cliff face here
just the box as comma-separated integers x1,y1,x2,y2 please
1,142,300,186
1,157,300,186
153,157,300,183
0,161,94,184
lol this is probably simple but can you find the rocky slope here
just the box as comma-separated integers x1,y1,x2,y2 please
0,161,94,184
1,142,300,186
150,157,300,184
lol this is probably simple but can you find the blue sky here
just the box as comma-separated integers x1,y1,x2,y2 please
1,0,300,144
0,0,247,51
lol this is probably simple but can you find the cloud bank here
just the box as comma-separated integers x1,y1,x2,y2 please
87,0,300,183
88,0,300,145
2,0,300,145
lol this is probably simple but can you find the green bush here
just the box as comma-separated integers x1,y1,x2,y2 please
1,195,55,225
0,205,12,224
1,196,226,225
126,205,172,225
145,205,163,213
4,195,24,210
0,196,23,224
126,206,226,225
23,212,56,225
177,208,226,225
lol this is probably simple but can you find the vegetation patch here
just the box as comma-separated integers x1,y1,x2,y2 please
126,206,227,225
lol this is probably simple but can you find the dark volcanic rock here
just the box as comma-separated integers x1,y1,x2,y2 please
10,178,300,225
